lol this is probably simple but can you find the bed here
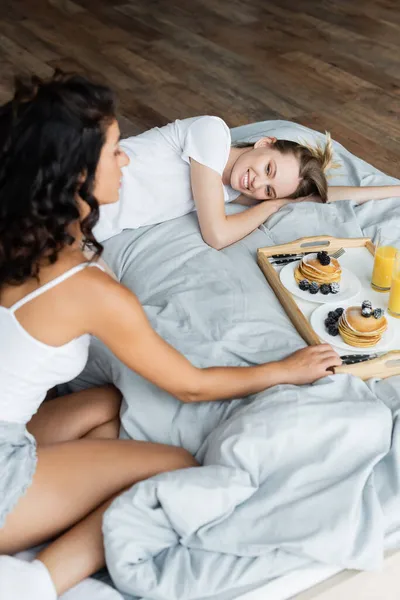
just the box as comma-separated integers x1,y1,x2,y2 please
45,121,400,600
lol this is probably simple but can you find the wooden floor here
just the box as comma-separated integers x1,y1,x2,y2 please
1,0,400,176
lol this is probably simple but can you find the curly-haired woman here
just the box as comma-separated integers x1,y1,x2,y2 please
0,73,340,599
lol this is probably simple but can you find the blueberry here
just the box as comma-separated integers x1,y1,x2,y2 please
320,284,331,295
373,308,384,319
330,283,340,294
328,324,339,336
361,307,372,318
317,251,331,266
321,256,331,266
362,300,372,309
309,282,319,294
325,317,336,328
299,279,310,291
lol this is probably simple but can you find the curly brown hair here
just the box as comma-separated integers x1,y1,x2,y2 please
0,71,117,287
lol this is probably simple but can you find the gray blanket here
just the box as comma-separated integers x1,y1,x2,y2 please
68,121,400,600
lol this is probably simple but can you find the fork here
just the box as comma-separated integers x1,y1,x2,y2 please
270,247,345,265
330,248,345,259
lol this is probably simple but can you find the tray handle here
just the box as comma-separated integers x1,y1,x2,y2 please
334,350,400,379
258,235,370,258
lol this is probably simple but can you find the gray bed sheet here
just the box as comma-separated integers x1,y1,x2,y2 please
67,121,400,600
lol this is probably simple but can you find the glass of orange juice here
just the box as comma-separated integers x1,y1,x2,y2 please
388,251,400,318
371,227,400,292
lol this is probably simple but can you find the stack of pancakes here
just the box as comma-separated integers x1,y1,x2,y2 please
294,254,341,285
339,306,388,347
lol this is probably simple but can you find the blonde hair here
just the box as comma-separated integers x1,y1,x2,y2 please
234,132,340,203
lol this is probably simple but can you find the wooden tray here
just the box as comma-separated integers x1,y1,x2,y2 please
257,235,400,380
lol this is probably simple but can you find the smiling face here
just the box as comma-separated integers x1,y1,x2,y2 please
93,119,130,205
229,138,301,201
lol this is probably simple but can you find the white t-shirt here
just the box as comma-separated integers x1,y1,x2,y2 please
93,116,241,242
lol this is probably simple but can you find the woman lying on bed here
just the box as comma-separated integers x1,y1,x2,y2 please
93,115,400,250
0,74,341,600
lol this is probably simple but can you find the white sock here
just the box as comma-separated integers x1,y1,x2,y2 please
0,556,57,600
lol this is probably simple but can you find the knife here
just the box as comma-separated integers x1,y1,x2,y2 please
270,256,304,265
270,251,315,260
340,353,379,365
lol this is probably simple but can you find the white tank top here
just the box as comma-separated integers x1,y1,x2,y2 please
0,262,105,424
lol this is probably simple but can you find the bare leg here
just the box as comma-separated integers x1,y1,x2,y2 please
0,438,197,594
4,386,191,595
84,417,120,440
38,496,116,594
27,386,122,445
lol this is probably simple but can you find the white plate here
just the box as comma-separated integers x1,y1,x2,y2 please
279,261,361,304
310,303,395,353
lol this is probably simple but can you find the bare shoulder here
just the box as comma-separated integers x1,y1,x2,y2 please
73,264,128,306
2,254,139,347
73,264,143,334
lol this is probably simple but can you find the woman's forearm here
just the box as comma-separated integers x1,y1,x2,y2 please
185,362,284,403
209,199,289,249
178,346,341,403
328,185,400,204
190,160,290,249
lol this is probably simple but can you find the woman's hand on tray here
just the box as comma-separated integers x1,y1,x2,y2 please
275,344,342,385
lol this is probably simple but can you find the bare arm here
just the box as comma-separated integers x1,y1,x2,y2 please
328,185,400,204
231,194,260,207
190,159,289,249
85,272,341,403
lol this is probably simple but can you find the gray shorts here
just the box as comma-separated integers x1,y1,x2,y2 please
0,421,37,528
